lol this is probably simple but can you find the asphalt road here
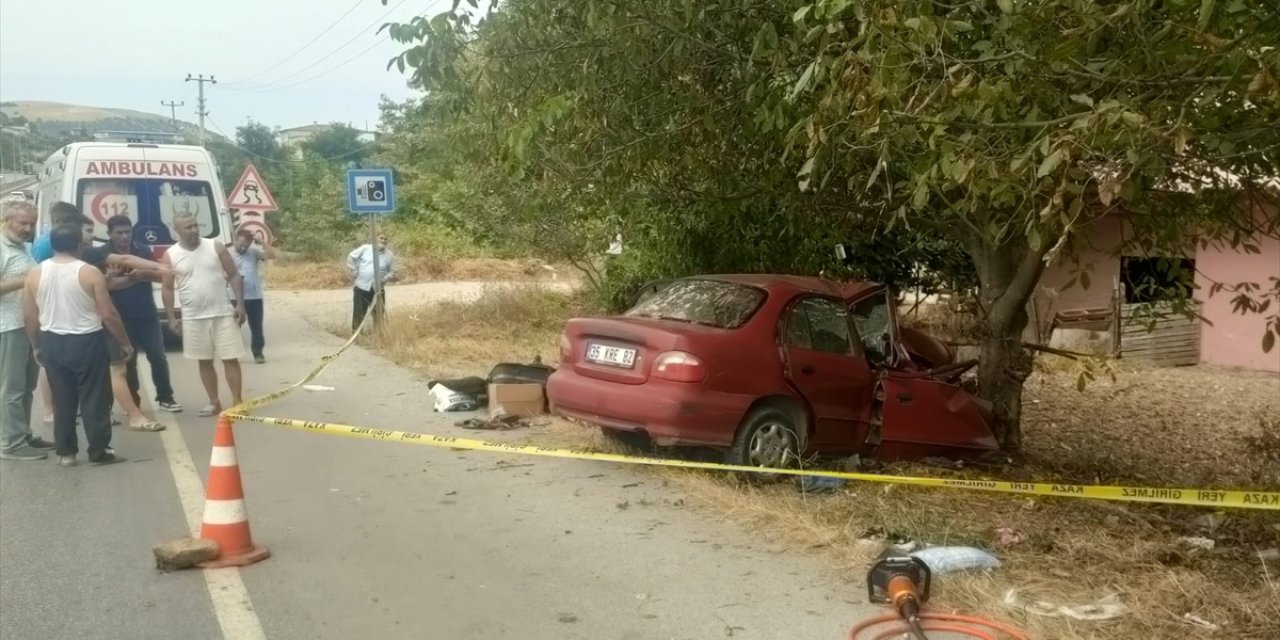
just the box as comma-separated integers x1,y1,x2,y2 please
1,285,875,640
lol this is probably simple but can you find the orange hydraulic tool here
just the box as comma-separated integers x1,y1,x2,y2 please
851,556,1030,640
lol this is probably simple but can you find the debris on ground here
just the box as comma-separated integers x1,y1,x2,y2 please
301,384,335,391
1181,613,1220,631
1175,536,1216,552
1002,589,1126,621
992,526,1027,549
797,475,846,493
153,537,219,571
454,414,537,430
910,546,1001,574
429,380,484,412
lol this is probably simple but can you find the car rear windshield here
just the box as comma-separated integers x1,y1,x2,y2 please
625,279,766,329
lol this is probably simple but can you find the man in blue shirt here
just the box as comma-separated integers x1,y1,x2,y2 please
82,215,182,413
30,201,82,263
230,228,276,364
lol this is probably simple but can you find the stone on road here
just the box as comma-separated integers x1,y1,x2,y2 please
154,537,219,571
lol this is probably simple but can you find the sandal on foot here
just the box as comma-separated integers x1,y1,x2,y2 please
129,421,166,432
196,405,221,417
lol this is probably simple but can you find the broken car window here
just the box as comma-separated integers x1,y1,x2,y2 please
786,298,854,355
625,279,766,329
851,295,892,365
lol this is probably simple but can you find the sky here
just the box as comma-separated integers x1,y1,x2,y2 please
0,0,452,133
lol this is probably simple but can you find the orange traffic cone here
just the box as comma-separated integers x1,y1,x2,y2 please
197,415,270,568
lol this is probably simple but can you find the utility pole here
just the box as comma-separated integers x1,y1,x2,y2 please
185,74,216,146
160,100,185,131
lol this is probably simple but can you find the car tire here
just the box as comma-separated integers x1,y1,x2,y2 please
726,405,802,470
600,427,651,451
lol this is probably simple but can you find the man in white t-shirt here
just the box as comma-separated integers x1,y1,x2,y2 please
162,212,246,417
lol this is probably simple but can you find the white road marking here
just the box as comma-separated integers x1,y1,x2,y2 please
140,364,268,640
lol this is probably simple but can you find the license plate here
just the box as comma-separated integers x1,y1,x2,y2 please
586,343,636,368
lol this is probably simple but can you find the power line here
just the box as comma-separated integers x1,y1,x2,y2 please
245,34,393,92
223,0,412,93
220,0,365,86
185,74,217,146
160,100,185,130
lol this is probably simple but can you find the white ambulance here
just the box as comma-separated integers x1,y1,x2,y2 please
35,142,235,342
35,141,233,251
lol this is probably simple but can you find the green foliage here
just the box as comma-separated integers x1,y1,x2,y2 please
301,123,369,163
382,0,1280,448
236,122,284,162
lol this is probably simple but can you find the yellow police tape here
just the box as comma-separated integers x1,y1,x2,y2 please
223,300,1279,512
227,298,377,414
224,412,1280,511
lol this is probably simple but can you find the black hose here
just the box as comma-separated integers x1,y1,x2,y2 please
907,616,931,640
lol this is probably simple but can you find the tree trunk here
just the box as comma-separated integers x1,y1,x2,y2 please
977,310,1034,452
966,234,1047,453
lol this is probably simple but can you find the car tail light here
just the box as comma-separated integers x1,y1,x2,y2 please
559,333,572,363
652,351,706,383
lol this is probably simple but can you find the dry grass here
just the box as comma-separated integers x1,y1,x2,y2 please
265,257,570,291
347,285,579,378
350,287,1280,638
530,417,1280,639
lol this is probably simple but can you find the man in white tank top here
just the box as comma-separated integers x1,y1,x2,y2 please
20,224,134,466
162,212,246,417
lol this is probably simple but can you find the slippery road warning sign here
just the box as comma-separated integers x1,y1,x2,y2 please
227,164,278,212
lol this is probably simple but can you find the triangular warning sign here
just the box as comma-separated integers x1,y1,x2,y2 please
227,163,278,212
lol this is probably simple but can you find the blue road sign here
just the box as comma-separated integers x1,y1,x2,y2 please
346,168,396,214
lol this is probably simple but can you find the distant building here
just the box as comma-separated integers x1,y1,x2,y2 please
277,122,376,158
1035,179,1280,372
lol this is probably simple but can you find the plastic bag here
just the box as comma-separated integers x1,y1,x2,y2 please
910,546,1001,574
429,383,480,412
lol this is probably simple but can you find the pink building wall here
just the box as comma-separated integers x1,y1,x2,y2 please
1194,200,1280,372
1036,198,1280,372
1032,215,1125,339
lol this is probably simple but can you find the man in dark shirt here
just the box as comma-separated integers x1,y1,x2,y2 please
82,215,182,413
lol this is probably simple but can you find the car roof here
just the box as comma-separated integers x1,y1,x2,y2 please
696,274,881,300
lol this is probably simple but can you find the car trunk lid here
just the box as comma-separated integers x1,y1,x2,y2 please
564,317,724,385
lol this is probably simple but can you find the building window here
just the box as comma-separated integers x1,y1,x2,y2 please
1121,257,1195,304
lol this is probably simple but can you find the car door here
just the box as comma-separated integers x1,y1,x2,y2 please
780,296,874,452
860,291,999,459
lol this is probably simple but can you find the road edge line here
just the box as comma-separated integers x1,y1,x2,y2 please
140,363,268,640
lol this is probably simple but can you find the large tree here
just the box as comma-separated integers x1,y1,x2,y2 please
385,0,1280,449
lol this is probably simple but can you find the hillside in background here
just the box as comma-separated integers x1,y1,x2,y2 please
0,100,197,137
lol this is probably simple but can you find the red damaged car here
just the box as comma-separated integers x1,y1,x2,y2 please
547,275,998,468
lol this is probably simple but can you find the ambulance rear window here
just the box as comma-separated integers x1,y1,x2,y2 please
77,178,219,244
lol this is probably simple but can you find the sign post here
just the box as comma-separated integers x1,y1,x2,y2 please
227,163,279,248
346,168,396,331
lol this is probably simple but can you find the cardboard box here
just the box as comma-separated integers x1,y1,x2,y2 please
488,383,545,417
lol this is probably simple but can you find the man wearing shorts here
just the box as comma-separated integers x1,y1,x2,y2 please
162,212,246,417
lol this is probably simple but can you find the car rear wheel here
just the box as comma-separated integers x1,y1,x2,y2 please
600,427,652,451
726,406,801,469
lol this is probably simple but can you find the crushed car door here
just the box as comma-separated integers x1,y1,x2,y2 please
850,289,998,460
874,373,998,460
781,296,874,452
